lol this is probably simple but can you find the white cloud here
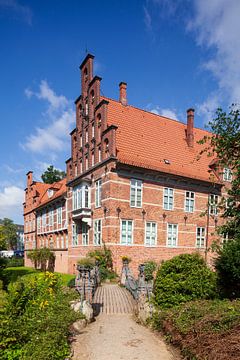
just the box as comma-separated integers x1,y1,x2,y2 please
146,104,179,120
143,5,152,32
22,80,74,155
0,0,33,25
0,186,25,223
188,0,240,118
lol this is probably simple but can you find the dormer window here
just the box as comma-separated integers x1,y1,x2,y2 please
48,189,54,198
223,168,232,182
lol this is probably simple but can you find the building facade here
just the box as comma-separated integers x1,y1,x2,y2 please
24,54,230,274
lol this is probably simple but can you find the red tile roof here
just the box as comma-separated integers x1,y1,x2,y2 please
105,98,216,183
37,178,67,208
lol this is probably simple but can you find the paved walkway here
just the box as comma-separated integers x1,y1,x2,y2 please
71,284,178,360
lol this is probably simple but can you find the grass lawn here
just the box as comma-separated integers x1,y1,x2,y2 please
1,266,75,287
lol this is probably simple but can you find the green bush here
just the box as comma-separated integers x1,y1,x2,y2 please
0,272,82,359
27,247,55,271
88,245,116,281
215,237,240,299
77,256,96,269
6,257,24,268
153,253,217,308
144,260,157,281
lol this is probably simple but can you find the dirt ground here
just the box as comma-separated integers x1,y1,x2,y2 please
71,313,179,360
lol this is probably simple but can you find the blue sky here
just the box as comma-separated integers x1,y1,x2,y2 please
0,0,240,224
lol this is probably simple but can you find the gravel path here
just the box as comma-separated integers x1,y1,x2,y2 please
71,313,177,360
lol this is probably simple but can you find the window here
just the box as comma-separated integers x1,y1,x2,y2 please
75,165,77,177
209,194,218,215
130,179,142,207
95,179,102,208
94,219,102,245
121,220,133,245
82,223,89,246
42,211,46,228
196,227,205,248
97,113,101,127
49,208,54,226
57,206,62,225
61,236,64,248
80,134,82,147
92,152,94,167
86,156,88,170
91,90,95,104
98,147,101,162
37,216,41,232
85,101,88,116
72,223,78,246
85,129,88,143
47,189,54,198
92,122,95,138
185,191,195,212
80,160,83,173
167,224,178,247
145,222,157,246
223,168,232,182
163,188,174,210
72,184,90,210
221,233,229,245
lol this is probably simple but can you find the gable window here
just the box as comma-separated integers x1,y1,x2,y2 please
163,188,174,210
57,206,62,225
185,191,195,212
223,168,232,182
94,219,102,245
196,227,205,248
130,179,142,207
98,147,101,162
95,179,102,208
145,222,157,246
121,220,133,245
209,194,218,215
82,223,89,246
92,122,95,138
72,223,78,246
167,223,178,247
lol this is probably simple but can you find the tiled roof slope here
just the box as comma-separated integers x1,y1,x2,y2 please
37,178,67,208
106,98,215,183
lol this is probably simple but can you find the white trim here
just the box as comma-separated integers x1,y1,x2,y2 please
144,221,157,247
163,187,174,211
93,218,102,246
130,179,143,208
166,223,178,247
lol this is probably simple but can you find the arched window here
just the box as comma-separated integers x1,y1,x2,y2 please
97,113,101,127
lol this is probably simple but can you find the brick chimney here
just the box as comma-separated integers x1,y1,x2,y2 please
186,108,195,147
26,171,33,187
119,82,127,106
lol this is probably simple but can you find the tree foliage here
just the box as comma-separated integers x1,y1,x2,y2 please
153,253,217,308
41,165,66,184
0,218,18,250
215,236,240,299
27,247,55,272
199,105,240,239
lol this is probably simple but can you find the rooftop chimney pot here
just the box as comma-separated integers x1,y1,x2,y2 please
186,108,195,147
119,82,127,106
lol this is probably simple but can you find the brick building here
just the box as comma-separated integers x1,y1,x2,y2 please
24,53,231,274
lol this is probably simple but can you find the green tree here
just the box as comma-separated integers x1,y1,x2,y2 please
199,105,240,239
0,218,18,250
41,165,66,184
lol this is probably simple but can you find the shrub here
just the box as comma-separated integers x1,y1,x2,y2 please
144,260,157,281
215,237,240,299
27,247,55,271
88,245,116,280
0,272,82,359
154,253,217,308
6,257,24,268
77,257,96,269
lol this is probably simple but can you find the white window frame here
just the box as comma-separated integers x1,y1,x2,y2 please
72,184,90,210
223,167,232,182
185,191,195,213
95,179,102,208
42,211,46,228
82,222,89,246
130,179,142,208
196,227,205,248
163,188,174,210
57,206,62,225
145,221,157,247
167,223,178,247
72,223,78,246
120,219,134,245
49,208,54,226
209,194,218,215
93,219,102,246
